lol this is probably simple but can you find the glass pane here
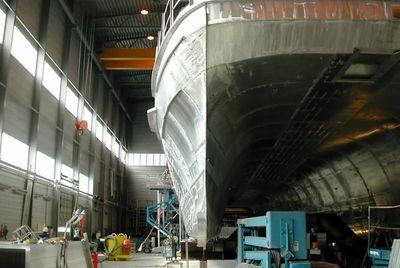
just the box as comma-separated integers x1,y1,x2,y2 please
61,164,73,178
121,148,126,163
0,9,5,44
160,154,166,166
83,106,92,131
153,154,160,166
95,119,103,141
61,164,74,187
112,137,119,157
0,132,29,169
105,131,112,150
146,154,154,166
88,178,93,195
140,153,147,166
11,27,37,75
66,87,78,117
133,154,140,166
36,151,55,180
42,61,61,99
79,173,89,193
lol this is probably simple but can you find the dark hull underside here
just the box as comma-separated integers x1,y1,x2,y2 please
150,0,400,246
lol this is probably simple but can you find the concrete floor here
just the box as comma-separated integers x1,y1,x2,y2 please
101,253,238,268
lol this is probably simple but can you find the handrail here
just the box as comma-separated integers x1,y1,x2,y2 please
157,0,192,49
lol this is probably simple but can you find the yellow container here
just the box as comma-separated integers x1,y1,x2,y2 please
115,233,126,256
106,233,132,261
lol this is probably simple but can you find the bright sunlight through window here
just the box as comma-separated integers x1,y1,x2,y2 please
79,173,92,194
127,153,167,167
42,61,61,100
11,27,37,75
61,164,74,187
83,106,92,131
105,131,112,151
36,151,55,180
0,9,5,44
0,132,28,169
112,138,119,158
65,87,78,117
95,119,103,141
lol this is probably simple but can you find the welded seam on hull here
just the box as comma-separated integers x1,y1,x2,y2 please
339,151,376,206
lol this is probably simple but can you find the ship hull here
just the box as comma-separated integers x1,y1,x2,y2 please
149,0,400,246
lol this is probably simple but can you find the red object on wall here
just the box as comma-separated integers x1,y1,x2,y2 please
76,120,88,131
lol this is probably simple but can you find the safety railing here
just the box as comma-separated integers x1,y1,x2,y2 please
158,0,193,49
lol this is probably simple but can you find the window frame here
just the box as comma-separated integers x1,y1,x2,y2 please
10,26,38,75
0,8,6,44
42,60,61,100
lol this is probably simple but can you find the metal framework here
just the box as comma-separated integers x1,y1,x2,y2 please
0,0,128,235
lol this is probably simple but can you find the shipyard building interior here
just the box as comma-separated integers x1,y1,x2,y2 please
0,0,400,267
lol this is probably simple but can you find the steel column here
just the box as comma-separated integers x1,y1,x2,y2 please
101,89,112,232
0,0,17,155
86,73,100,236
22,0,50,226
72,16,89,213
52,15,73,232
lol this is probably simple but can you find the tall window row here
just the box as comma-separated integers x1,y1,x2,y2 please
0,8,126,195
127,153,167,167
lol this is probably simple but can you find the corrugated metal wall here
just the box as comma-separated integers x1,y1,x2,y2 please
0,0,128,237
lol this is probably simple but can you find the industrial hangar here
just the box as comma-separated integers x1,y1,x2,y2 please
0,0,399,267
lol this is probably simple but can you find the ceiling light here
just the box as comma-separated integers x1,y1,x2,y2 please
147,35,155,41
140,9,149,15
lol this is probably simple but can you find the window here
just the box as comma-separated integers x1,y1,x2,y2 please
79,173,89,194
160,154,166,166
0,132,29,169
0,9,5,44
95,119,103,141
112,137,119,157
132,154,140,166
42,61,61,99
140,153,147,165
65,87,78,117
61,164,74,187
88,179,93,195
36,151,55,180
154,154,160,166
146,154,154,166
61,164,73,178
11,27,37,75
83,106,92,131
105,131,112,151
126,153,167,167
121,148,127,164
79,173,93,195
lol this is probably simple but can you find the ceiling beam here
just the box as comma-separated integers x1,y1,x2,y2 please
95,26,160,31
94,11,164,21
98,48,155,70
102,60,154,70
102,34,158,43
98,48,155,61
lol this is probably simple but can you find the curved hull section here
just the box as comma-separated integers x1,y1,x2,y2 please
150,0,400,246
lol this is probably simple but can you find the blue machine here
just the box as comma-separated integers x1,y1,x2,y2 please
368,248,391,268
237,211,311,268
